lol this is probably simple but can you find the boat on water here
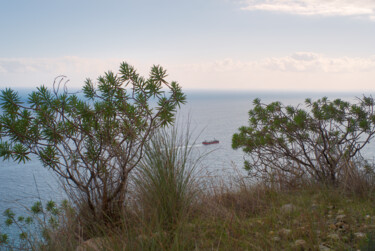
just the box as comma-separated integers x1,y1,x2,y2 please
202,139,219,145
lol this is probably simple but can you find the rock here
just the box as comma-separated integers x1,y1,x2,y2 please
354,232,366,238
281,204,296,214
336,214,346,221
311,203,318,210
272,236,281,242
327,233,340,240
295,239,306,247
319,244,331,251
279,228,292,236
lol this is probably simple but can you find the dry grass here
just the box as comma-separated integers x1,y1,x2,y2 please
3,146,375,250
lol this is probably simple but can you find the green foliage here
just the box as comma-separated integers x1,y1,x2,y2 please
233,96,375,185
0,62,186,222
1,200,62,249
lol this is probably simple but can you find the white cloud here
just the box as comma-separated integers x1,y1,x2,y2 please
241,0,375,20
0,57,148,88
167,52,375,90
1,53,375,91
179,52,375,73
260,52,375,72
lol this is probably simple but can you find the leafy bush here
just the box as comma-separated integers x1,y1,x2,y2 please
232,96,375,185
0,62,186,224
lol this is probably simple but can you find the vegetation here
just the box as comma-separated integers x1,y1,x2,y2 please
133,124,200,236
0,62,186,225
2,170,375,250
233,97,375,185
1,68,375,250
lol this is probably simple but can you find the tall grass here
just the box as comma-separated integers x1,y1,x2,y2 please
133,124,202,235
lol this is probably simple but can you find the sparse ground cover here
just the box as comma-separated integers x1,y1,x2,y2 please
3,181,375,250
185,186,375,250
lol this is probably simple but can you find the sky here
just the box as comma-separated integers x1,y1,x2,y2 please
1,0,375,91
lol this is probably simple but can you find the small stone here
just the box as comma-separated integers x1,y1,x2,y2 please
327,233,340,240
281,204,296,214
336,215,346,221
354,232,366,238
311,204,318,210
272,236,281,242
295,239,306,247
319,244,331,251
365,215,371,220
279,228,292,236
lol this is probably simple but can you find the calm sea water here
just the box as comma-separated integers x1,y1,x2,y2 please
1,90,374,239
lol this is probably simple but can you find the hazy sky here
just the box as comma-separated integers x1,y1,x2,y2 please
1,0,375,91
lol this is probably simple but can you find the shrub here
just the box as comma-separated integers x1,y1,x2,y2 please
232,96,375,185
0,62,186,224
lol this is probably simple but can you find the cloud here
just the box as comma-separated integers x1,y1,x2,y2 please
260,52,375,73
168,52,375,90
180,52,375,73
2,53,375,91
0,57,148,88
240,0,375,20
0,57,120,75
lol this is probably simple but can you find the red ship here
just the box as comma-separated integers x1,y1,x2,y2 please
202,139,219,145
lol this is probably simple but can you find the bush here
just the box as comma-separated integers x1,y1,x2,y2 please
0,62,186,224
232,96,375,186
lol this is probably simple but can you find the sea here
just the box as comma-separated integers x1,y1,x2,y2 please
1,90,375,241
